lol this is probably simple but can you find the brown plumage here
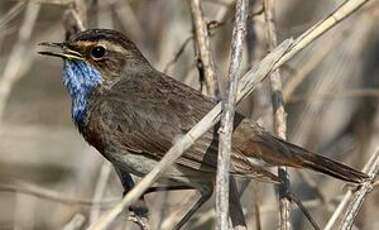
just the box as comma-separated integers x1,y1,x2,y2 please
39,29,368,229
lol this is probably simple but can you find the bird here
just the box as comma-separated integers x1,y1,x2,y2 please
39,29,368,229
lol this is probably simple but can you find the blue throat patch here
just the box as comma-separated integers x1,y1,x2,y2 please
63,60,103,126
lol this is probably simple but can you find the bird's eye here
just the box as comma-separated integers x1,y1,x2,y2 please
90,46,106,59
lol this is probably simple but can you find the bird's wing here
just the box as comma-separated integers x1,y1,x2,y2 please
88,71,279,182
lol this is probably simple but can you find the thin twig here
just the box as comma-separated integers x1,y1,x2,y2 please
287,193,320,230
338,150,379,230
191,194,347,228
325,148,378,230
163,21,226,74
189,0,218,97
263,0,291,229
88,1,370,228
216,0,248,229
163,36,192,74
0,181,118,206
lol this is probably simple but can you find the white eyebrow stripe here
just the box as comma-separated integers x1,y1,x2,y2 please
97,40,126,54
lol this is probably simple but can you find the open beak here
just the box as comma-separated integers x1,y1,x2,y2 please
38,42,83,60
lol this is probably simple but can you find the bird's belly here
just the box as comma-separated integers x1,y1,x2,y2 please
111,152,211,185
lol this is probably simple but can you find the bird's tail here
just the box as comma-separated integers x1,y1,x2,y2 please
296,149,368,183
256,136,369,184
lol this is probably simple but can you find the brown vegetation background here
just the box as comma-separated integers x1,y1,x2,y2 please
0,0,378,229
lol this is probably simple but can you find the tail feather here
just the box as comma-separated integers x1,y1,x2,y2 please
299,152,368,183
257,136,369,184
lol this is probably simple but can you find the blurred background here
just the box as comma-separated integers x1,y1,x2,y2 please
0,0,378,229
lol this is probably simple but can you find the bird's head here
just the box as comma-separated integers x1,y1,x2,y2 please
39,28,151,83
39,29,150,124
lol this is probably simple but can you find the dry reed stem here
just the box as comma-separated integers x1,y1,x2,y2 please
263,0,290,229
189,0,218,97
216,0,248,229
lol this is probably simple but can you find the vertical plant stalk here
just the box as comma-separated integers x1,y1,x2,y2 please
216,0,248,229
263,0,290,229
189,0,218,97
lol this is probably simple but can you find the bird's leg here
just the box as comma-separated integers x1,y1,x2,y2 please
117,168,195,216
173,184,214,230
116,166,212,230
115,168,149,217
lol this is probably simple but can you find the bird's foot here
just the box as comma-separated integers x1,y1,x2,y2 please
123,191,149,217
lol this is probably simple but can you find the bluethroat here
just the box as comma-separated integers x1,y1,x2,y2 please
39,29,368,230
